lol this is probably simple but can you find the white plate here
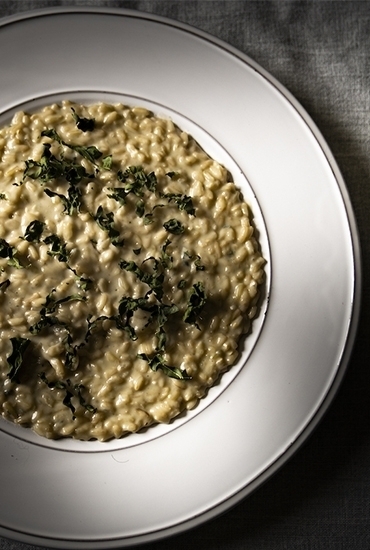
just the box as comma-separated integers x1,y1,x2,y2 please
0,7,361,549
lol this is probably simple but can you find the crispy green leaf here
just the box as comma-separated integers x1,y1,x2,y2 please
135,199,145,218
0,238,15,259
71,107,95,132
183,282,207,328
137,353,191,380
39,373,96,416
162,192,195,216
72,145,102,164
44,234,69,262
41,129,103,165
68,266,92,290
7,337,30,381
44,185,82,215
93,206,124,247
0,279,10,290
184,251,205,271
0,238,23,269
29,315,62,335
39,372,65,390
119,259,164,300
165,171,179,179
74,383,97,413
161,239,173,267
106,187,128,206
24,220,45,242
23,144,62,183
163,218,185,235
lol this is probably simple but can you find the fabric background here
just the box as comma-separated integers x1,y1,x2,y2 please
0,1,369,549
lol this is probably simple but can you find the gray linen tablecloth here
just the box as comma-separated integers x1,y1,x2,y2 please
0,1,369,549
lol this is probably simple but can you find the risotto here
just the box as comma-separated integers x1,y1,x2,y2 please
0,101,265,440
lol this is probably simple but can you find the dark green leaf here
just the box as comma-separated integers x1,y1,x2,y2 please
135,199,145,218
44,234,69,262
117,165,157,194
68,267,92,290
163,218,185,235
137,353,191,380
106,187,128,206
0,279,10,290
29,315,61,335
162,193,195,216
7,337,30,381
183,282,207,328
0,238,15,259
72,145,102,164
119,259,164,300
166,171,179,179
39,372,65,390
24,141,93,186
71,108,95,132
41,128,102,165
41,129,62,143
161,239,172,267
42,292,86,316
44,185,82,215
0,238,23,269
184,251,205,271
74,383,97,413
93,206,124,247
24,220,45,242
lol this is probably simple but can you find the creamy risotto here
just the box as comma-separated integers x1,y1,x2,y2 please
0,101,265,440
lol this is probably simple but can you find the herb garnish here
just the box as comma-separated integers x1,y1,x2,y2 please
0,279,10,290
166,171,179,179
117,296,153,341
68,267,92,291
44,185,82,215
137,353,191,380
107,166,158,215
29,290,86,335
183,282,207,329
7,337,30,381
23,220,45,242
39,372,96,417
184,251,205,271
163,218,185,235
102,155,113,170
24,144,66,183
161,239,173,267
44,234,69,262
162,193,195,216
7,130,209,399
106,187,128,206
117,165,157,194
0,238,23,269
23,142,94,218
41,129,103,165
71,107,95,132
153,303,179,352
93,206,124,247
119,259,164,300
